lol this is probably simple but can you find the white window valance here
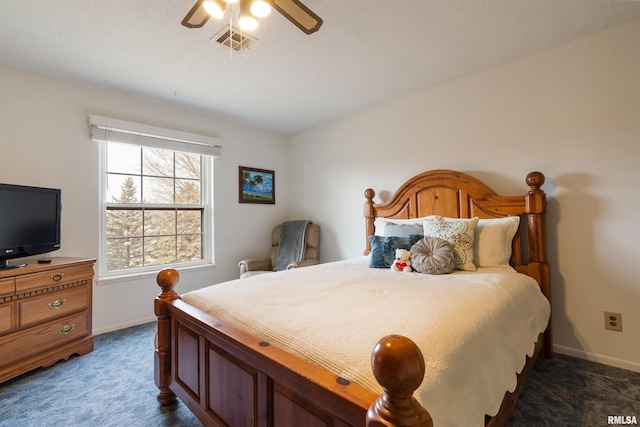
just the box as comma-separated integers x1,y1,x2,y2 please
89,115,222,157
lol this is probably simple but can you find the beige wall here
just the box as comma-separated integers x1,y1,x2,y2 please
0,66,290,333
288,20,640,371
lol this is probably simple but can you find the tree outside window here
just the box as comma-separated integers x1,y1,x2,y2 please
105,143,208,272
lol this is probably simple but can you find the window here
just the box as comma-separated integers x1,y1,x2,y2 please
90,116,221,277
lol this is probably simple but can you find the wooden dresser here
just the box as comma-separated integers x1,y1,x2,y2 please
0,257,95,383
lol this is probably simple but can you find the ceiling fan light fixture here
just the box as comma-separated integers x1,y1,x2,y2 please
182,0,322,35
239,15,259,30
250,1,272,18
203,0,226,19
239,0,259,30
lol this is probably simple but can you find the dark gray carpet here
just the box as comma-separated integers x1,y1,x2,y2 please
509,351,639,427
0,322,637,427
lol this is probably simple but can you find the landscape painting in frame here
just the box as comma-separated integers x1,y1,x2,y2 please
239,166,275,204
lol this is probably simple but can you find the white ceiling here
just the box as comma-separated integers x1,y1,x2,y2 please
1,1,639,134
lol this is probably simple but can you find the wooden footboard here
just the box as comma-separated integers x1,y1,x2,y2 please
155,269,432,427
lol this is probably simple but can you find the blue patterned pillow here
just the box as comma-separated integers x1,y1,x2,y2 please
368,234,423,268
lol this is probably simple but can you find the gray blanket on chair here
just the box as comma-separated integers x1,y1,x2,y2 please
273,220,312,271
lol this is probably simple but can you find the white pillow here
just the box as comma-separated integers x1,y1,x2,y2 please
474,217,520,268
423,217,479,271
374,215,440,236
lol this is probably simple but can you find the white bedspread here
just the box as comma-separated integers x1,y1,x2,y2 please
182,259,550,427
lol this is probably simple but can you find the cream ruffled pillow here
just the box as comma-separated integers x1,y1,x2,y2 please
423,217,479,271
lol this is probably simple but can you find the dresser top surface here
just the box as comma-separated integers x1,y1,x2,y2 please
0,257,96,279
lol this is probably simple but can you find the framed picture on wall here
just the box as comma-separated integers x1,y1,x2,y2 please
239,166,275,204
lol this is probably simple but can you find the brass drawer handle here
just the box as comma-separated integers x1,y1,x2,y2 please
58,324,75,335
51,273,64,282
48,299,67,310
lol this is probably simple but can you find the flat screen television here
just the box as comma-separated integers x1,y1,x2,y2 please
0,183,62,269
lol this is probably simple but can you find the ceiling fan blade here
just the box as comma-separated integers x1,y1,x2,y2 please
182,0,211,28
271,0,323,34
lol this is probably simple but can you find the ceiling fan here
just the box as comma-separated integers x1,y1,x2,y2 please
182,0,323,34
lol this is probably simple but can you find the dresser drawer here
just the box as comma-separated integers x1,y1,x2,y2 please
15,264,94,293
0,278,14,299
0,303,13,334
18,284,88,328
0,258,95,384
0,311,88,366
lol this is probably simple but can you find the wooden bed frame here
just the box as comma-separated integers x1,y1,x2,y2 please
155,169,551,427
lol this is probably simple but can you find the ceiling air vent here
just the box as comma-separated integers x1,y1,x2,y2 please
211,25,258,52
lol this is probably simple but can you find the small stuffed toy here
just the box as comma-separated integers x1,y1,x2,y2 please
391,248,413,272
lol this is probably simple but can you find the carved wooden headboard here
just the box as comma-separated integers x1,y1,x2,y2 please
363,170,549,306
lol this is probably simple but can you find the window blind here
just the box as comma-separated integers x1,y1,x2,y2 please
89,115,222,157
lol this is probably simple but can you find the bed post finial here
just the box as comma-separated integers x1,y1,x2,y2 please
364,188,376,256
367,335,433,427
157,268,180,300
155,268,180,406
526,171,545,192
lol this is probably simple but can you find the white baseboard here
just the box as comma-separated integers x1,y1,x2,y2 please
93,316,156,336
553,344,640,373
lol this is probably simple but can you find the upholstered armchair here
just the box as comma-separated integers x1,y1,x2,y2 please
239,221,320,278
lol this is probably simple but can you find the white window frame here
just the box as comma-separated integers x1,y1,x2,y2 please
90,115,221,280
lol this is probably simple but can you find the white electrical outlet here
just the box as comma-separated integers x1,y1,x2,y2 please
604,311,622,332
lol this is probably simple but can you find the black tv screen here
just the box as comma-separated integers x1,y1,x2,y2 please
0,183,61,269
